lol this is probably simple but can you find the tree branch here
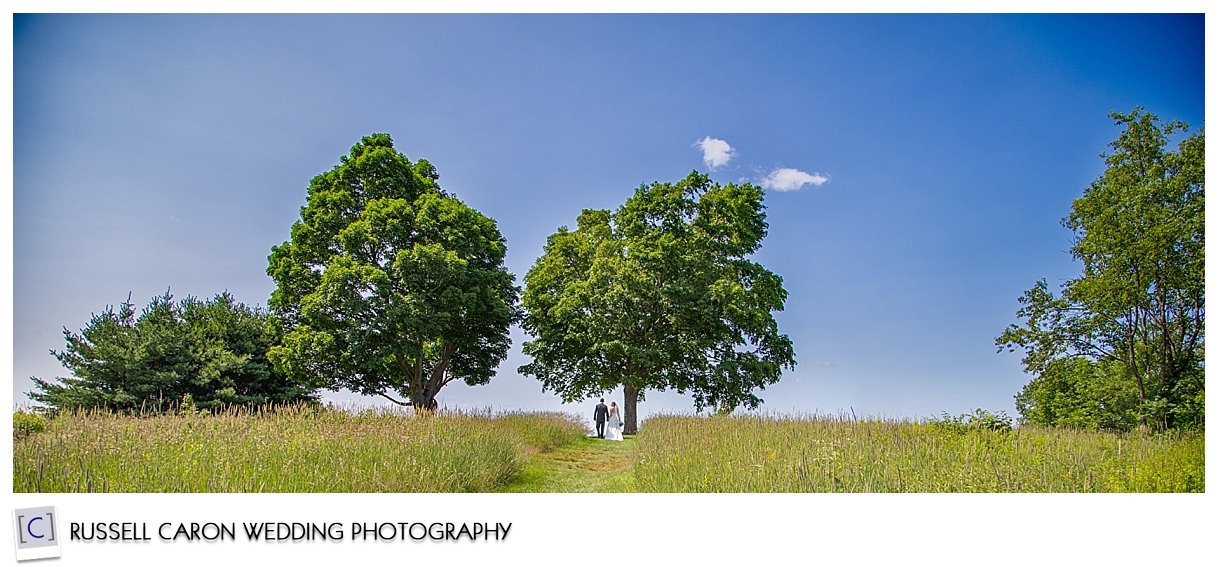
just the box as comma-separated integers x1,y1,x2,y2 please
379,392,408,406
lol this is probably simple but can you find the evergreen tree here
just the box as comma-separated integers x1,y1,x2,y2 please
30,291,314,413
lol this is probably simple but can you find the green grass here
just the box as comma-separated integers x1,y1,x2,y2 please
14,405,585,493
500,436,638,492
632,414,1204,492
14,408,1202,493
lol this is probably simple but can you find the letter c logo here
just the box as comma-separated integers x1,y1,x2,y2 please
27,517,45,539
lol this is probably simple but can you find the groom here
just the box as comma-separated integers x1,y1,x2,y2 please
593,398,609,438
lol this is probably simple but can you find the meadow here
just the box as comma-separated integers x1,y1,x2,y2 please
632,414,1204,492
13,408,1203,493
13,405,585,492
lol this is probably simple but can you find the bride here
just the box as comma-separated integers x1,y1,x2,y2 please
605,402,624,441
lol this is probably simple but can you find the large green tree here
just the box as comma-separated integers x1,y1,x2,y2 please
520,171,796,434
30,291,312,412
267,134,518,410
998,109,1204,430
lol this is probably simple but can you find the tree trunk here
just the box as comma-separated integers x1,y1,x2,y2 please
1127,333,1147,429
401,343,453,414
409,386,436,412
623,385,639,435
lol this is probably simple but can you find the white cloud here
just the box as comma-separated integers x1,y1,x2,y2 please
695,136,735,169
759,168,829,192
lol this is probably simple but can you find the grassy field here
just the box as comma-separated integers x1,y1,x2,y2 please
13,408,1203,493
632,414,1204,492
14,405,585,492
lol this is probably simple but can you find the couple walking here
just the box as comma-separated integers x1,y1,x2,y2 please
593,398,623,441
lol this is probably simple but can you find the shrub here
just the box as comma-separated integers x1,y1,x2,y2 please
29,292,316,414
13,410,47,440
932,408,1013,433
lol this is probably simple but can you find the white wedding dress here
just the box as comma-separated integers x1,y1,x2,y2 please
605,409,624,441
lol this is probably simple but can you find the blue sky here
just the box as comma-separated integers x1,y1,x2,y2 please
11,14,1205,423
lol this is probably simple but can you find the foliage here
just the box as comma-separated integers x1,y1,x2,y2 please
519,171,795,433
28,292,312,413
998,108,1204,430
931,408,1014,433
632,414,1203,492
13,410,47,440
267,134,519,409
1014,358,1141,430
14,405,586,493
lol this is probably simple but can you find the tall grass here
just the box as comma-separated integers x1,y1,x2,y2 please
14,405,586,493
633,414,1204,492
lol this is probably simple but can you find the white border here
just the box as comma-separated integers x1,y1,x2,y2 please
5,6,1214,566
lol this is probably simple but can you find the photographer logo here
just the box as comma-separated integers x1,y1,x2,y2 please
13,506,61,561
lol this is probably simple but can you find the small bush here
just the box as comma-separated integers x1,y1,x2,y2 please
932,408,1013,433
13,410,47,439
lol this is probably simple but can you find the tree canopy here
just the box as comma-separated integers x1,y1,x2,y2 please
998,109,1204,430
29,291,312,413
520,171,796,433
266,134,518,410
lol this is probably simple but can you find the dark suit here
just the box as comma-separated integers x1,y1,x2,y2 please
593,403,609,438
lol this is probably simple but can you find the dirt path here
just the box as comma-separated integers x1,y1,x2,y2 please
500,435,638,492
